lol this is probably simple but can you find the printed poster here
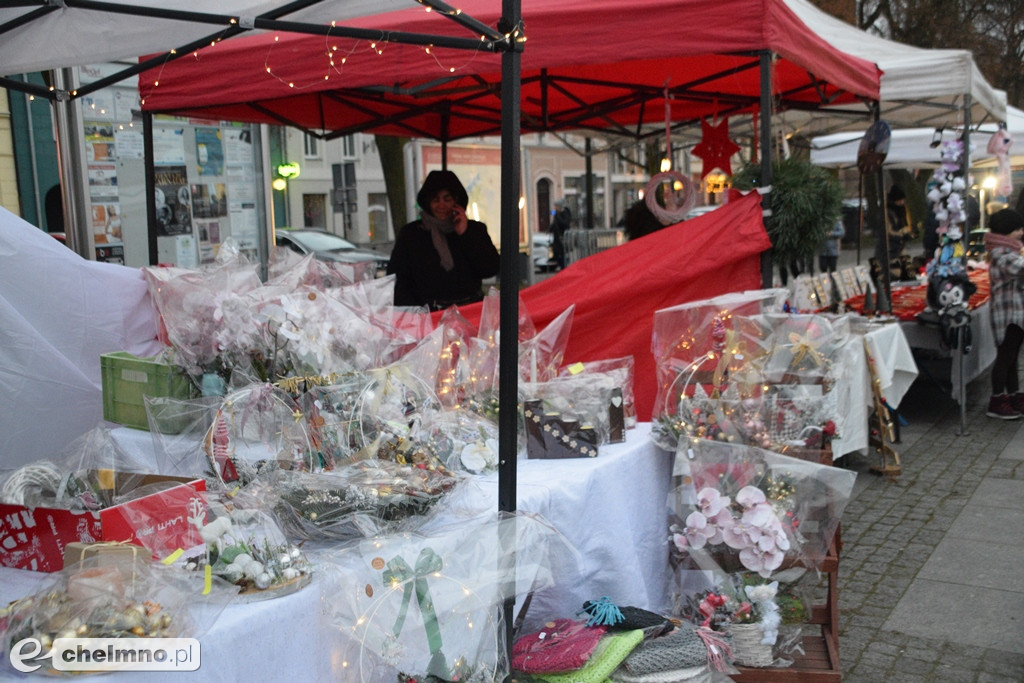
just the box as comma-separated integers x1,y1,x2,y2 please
191,182,228,219
223,128,254,166
195,127,224,176
153,128,186,166
154,165,192,236
88,164,118,201
197,219,222,264
91,203,122,244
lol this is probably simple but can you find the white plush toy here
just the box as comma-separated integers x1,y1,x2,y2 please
745,580,782,646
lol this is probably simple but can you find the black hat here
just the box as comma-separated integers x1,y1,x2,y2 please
989,208,1024,235
887,185,905,203
417,170,469,211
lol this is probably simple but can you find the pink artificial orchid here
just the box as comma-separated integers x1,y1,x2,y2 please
720,485,792,577
697,487,731,517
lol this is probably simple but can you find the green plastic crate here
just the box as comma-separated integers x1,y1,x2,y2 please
100,352,197,431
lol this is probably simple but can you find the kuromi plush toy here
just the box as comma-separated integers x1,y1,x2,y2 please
926,272,977,352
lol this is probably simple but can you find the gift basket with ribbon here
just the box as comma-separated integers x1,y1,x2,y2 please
119,486,314,602
320,512,573,683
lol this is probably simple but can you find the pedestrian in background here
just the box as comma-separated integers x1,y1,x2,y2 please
984,208,1024,420
817,217,845,273
388,170,500,310
875,185,913,265
551,198,571,270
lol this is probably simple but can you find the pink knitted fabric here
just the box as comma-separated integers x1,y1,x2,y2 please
512,618,608,674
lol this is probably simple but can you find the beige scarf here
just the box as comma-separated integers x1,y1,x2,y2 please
421,213,455,272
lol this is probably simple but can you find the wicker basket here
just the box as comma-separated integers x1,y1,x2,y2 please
728,623,774,667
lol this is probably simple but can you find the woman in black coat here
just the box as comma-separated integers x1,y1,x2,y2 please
388,170,500,310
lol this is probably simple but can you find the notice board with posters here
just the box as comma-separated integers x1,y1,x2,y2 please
77,64,267,268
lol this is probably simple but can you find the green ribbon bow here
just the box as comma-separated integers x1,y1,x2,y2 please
382,547,448,678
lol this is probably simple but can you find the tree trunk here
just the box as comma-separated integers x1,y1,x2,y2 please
375,135,409,237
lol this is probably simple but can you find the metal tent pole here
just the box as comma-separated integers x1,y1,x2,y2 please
498,0,522,672
957,95,972,435
759,52,773,289
51,68,90,259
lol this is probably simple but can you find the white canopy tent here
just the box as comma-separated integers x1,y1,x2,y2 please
0,1,418,76
780,0,1006,138
809,105,1024,170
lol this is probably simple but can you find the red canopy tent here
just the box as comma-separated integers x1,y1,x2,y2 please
139,0,881,141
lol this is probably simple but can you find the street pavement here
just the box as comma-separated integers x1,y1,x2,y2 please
818,246,1024,682
834,354,1024,682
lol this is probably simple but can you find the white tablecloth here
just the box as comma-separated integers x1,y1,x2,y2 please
830,321,918,458
1,425,673,680
899,301,995,397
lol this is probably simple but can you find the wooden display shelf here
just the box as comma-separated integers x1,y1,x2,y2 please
730,628,840,682
729,537,842,682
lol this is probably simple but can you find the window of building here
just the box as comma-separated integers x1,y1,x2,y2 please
341,134,356,159
303,134,320,159
564,174,606,227
536,178,552,233
303,194,326,228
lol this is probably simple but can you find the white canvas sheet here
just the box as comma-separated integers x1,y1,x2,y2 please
0,208,162,468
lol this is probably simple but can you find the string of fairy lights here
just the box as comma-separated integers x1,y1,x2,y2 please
132,3,526,106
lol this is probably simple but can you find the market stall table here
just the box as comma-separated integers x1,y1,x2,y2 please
109,422,673,627
0,423,677,678
843,270,992,399
829,319,918,458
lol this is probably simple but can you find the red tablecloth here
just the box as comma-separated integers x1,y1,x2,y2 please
844,269,990,321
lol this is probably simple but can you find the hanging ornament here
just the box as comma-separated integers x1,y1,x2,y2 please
691,117,741,179
856,120,891,174
986,123,1013,198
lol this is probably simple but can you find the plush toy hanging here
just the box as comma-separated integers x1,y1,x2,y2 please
924,138,975,348
986,123,1013,198
925,271,977,352
926,139,968,270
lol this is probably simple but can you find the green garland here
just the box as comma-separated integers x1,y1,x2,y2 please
730,157,842,266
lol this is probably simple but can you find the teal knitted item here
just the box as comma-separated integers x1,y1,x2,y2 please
581,596,625,627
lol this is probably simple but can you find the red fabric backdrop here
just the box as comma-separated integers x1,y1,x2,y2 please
442,192,772,421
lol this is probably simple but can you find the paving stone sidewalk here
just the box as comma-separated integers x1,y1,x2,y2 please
834,355,1024,683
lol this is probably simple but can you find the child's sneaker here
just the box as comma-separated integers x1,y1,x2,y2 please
1011,393,1024,413
987,394,1021,420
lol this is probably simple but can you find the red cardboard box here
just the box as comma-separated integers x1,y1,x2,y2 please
0,473,206,572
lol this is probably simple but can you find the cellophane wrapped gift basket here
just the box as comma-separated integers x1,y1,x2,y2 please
668,439,855,669
320,512,573,683
651,289,847,459
0,551,236,676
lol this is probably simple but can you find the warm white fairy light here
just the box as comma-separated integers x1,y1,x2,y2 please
336,557,504,683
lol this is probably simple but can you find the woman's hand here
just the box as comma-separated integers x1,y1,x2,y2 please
452,206,468,235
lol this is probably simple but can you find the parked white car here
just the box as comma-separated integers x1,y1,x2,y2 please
532,232,556,272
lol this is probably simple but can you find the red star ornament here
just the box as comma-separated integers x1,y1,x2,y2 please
691,117,741,179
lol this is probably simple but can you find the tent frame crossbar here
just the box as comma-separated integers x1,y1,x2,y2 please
0,0,506,101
